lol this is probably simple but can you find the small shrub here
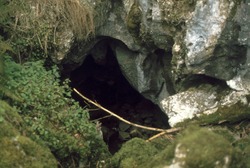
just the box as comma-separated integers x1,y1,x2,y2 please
5,57,110,167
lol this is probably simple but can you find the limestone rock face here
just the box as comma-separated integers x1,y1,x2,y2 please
112,42,170,103
184,0,238,78
52,0,250,126
161,84,219,126
160,84,248,126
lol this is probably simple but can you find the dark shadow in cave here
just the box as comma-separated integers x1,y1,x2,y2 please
70,39,170,154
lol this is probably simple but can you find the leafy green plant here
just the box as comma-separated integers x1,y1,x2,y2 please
5,57,110,167
0,14,21,101
0,0,14,98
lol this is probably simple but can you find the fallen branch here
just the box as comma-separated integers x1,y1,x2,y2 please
146,131,174,142
73,88,181,133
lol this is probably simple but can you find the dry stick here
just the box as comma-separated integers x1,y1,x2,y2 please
146,131,174,142
74,88,181,133
91,115,112,122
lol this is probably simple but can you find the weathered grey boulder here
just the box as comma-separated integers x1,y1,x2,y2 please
160,83,248,126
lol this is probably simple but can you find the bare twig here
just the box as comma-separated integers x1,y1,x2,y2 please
73,88,181,133
91,115,112,122
146,131,174,142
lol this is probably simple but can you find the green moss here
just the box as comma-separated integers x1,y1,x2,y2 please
110,136,175,168
0,121,19,138
174,126,233,167
110,138,159,168
201,102,250,124
110,126,250,168
146,141,176,168
147,126,233,168
230,136,250,168
176,102,250,127
0,101,57,167
0,100,23,127
0,136,57,168
150,137,173,151
243,144,250,167
234,136,250,151
212,127,236,143
0,100,24,138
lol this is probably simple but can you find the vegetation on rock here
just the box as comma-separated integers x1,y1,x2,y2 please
0,98,57,167
109,138,159,168
0,133,57,168
0,0,108,167
4,57,110,167
109,126,250,168
2,0,94,62
0,0,250,167
175,101,250,127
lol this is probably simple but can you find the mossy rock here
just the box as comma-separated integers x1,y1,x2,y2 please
0,102,57,167
146,141,176,168
0,121,20,138
148,126,233,168
200,102,250,124
243,144,250,167
110,138,159,168
0,135,57,168
174,126,233,167
231,136,250,168
110,126,250,168
212,127,236,143
0,120,57,167
176,101,250,127
0,100,23,126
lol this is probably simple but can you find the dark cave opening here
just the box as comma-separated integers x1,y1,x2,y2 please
69,40,170,154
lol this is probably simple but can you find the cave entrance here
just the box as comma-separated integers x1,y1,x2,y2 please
70,39,170,153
